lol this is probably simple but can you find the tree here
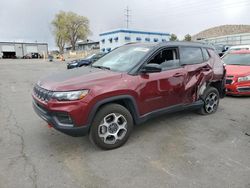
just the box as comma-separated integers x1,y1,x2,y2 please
65,12,91,51
184,34,192,41
52,11,68,54
52,11,91,52
169,34,178,41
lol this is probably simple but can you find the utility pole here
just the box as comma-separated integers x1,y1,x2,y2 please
124,6,131,29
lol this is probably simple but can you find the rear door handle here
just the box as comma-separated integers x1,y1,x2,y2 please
202,67,210,71
201,65,211,71
173,73,184,77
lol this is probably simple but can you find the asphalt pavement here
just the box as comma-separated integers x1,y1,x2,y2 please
0,59,249,188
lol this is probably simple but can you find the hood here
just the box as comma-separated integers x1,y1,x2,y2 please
38,67,122,91
225,65,250,76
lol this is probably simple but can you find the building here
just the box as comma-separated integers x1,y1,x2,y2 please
99,28,170,52
65,40,100,52
198,33,250,45
192,25,250,45
0,42,48,59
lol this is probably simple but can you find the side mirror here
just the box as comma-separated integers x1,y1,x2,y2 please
140,64,162,73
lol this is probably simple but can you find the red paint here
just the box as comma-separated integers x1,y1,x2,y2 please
224,50,250,96
32,44,225,129
48,124,52,128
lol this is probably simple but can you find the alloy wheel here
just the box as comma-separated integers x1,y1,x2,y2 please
98,113,128,145
205,92,218,113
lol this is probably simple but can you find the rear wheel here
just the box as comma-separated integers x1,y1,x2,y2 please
197,87,220,115
89,104,133,150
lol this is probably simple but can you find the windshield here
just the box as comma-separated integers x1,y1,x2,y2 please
223,53,250,66
91,45,152,72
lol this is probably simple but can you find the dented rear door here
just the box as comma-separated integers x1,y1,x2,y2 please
180,46,213,104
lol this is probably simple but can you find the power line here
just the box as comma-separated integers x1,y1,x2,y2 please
125,6,131,29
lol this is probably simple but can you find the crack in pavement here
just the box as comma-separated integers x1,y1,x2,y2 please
1,93,38,188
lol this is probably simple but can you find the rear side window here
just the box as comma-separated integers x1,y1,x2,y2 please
180,47,203,65
147,48,180,70
202,48,210,61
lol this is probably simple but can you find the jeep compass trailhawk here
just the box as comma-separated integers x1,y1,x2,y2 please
33,42,226,149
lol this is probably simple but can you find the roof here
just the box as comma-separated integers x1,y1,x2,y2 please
124,41,214,49
77,41,99,45
0,41,48,45
229,45,250,50
77,39,99,45
65,40,99,48
100,28,170,37
160,41,214,49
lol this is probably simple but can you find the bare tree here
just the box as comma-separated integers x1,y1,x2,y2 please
52,11,67,54
65,12,91,51
51,11,91,52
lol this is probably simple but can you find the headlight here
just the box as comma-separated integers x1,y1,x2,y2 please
52,90,89,101
238,75,250,82
70,63,78,66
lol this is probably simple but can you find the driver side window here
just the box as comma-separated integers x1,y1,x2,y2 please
148,48,180,70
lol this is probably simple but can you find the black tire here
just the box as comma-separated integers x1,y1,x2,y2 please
89,104,133,150
197,87,220,115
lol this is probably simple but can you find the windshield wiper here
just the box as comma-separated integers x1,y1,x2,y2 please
92,65,110,70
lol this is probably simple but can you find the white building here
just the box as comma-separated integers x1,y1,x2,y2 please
65,39,99,52
99,28,170,52
201,33,250,45
0,42,48,59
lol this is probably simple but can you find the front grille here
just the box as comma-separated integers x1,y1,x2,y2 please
226,79,233,85
237,87,250,92
33,85,53,102
227,75,234,78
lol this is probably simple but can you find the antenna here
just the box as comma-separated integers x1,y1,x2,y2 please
124,6,131,29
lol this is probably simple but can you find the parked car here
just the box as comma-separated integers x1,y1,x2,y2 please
32,42,225,149
213,44,231,57
23,53,42,59
222,45,250,57
67,52,106,69
228,45,250,51
222,50,250,95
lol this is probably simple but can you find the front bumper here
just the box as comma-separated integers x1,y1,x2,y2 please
33,100,90,137
67,64,77,69
226,81,250,96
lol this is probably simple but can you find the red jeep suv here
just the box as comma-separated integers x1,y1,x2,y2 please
33,42,225,149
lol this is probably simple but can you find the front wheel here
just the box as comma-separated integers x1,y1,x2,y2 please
197,87,220,115
89,104,133,150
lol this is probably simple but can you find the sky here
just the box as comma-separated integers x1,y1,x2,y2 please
0,0,249,50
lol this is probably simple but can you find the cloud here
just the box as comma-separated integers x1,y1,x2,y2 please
0,0,249,50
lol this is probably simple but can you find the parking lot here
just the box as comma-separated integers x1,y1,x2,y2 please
0,59,249,188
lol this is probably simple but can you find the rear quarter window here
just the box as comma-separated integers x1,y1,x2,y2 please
202,48,210,61
180,47,203,65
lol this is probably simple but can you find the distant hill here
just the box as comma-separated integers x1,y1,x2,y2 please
192,25,250,40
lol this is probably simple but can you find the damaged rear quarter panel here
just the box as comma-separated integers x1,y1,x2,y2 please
183,58,214,103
